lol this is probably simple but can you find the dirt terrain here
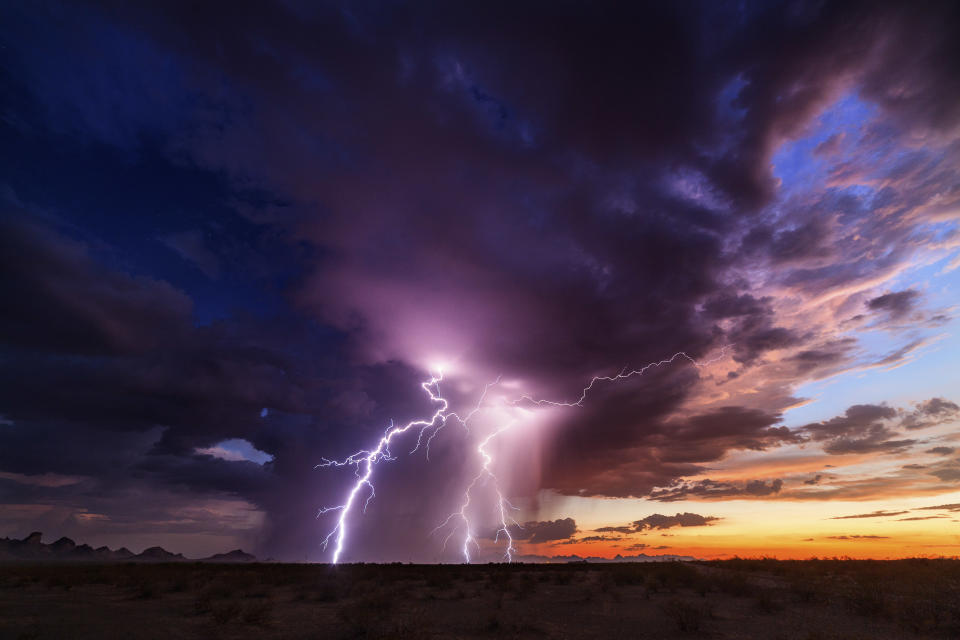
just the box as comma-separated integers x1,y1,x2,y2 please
1,559,958,639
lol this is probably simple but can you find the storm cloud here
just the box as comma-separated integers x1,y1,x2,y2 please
1,0,959,560
633,513,720,531
505,518,578,544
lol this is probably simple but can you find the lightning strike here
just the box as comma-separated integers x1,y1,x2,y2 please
317,346,731,564
411,375,502,459
315,374,450,564
518,347,732,408
433,416,521,562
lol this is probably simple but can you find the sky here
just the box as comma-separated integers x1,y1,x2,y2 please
1,0,959,562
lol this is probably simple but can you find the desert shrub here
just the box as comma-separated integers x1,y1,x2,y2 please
84,569,111,585
388,607,431,639
347,577,380,598
844,580,888,617
662,598,707,633
194,590,214,615
200,580,236,600
552,570,573,585
893,597,938,635
43,574,73,591
482,614,502,633
3,576,23,589
754,589,783,613
788,576,825,603
647,562,700,593
513,571,537,598
165,581,183,593
598,570,617,593
231,570,267,597
693,577,710,598
487,568,513,592
241,600,273,626
461,569,485,582
243,583,271,598
311,582,341,602
611,565,646,587
425,569,454,590
211,601,241,624
336,599,369,633
337,590,395,637
714,571,756,598
132,580,159,600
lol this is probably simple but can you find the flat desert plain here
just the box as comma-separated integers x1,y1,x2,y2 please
1,559,959,639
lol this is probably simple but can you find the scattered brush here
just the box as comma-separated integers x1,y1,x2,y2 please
661,598,708,633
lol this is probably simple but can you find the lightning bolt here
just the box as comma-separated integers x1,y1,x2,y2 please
432,415,521,563
517,347,733,408
317,346,731,564
315,373,449,564
411,375,502,459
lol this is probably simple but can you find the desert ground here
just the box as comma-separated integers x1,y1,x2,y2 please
1,559,958,639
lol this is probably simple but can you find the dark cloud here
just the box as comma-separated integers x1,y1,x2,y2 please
786,340,858,376
745,479,786,497
803,404,898,440
578,535,620,542
632,513,720,531
795,401,957,456
827,535,890,540
591,512,720,536
503,518,577,544
0,214,444,559
822,432,916,456
0,216,193,357
803,474,823,485
901,398,960,430
730,325,804,367
660,407,799,462
702,293,770,320
0,216,333,453
543,403,796,499
594,526,635,535
927,461,960,483
557,534,621,545
912,399,957,421
866,290,920,319
915,503,960,512
647,479,783,502
769,219,835,265
43,0,948,508
926,447,955,455
830,510,909,519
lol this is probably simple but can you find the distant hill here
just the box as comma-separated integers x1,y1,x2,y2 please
203,549,257,563
0,532,258,564
136,546,187,562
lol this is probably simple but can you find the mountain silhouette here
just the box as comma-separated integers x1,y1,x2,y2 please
0,532,258,563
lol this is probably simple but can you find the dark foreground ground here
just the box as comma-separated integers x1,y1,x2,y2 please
2,559,959,639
